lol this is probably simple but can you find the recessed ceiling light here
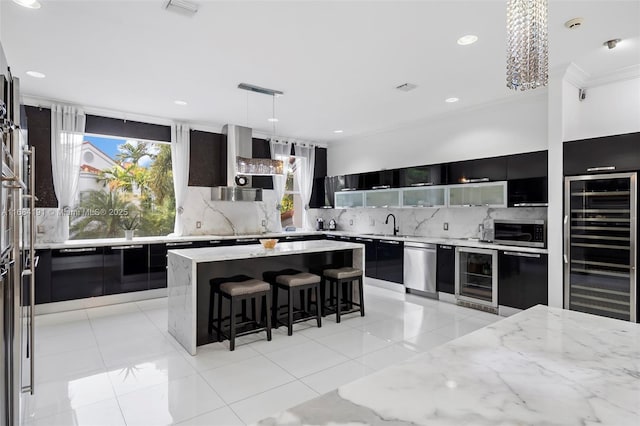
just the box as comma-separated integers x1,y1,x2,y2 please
26,70,45,78
333,130,344,134
457,35,478,46
12,0,41,9
173,100,188,106
267,118,279,122
445,97,459,103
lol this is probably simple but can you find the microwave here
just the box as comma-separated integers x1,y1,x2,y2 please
493,219,546,248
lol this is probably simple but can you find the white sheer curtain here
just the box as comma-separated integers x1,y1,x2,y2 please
171,124,190,236
51,105,85,242
293,144,315,229
270,139,291,232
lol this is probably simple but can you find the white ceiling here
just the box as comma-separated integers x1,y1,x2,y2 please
1,0,639,142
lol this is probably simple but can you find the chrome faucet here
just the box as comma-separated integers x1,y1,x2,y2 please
384,213,399,236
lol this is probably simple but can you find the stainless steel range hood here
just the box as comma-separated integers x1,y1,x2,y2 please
211,124,263,202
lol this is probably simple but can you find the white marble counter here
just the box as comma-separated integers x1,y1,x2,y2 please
169,240,365,263
326,231,548,254
257,305,640,426
34,230,324,249
168,240,364,355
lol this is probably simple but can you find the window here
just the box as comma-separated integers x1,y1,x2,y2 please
280,156,303,228
69,134,175,239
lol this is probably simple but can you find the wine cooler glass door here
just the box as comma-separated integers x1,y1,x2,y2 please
456,247,498,308
564,173,636,322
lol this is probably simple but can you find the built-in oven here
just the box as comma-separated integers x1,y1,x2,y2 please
455,247,498,312
493,219,546,248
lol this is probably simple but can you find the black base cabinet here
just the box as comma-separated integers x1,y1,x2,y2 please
103,245,150,295
498,251,548,310
354,237,377,278
376,240,403,284
51,247,105,302
436,244,455,294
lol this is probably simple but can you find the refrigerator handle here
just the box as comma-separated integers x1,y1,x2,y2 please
563,214,569,264
22,146,35,395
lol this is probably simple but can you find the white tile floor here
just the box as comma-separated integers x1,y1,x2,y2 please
21,283,501,426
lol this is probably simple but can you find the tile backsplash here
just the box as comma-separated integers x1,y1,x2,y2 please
308,206,547,239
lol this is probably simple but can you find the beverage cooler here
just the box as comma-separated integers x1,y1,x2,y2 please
455,247,498,310
564,173,637,322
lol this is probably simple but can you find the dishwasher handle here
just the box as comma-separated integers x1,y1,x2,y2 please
404,242,436,250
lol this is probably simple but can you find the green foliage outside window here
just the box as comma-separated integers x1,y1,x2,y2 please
70,142,175,239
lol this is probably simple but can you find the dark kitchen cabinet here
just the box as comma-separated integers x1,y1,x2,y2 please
498,251,548,310
353,237,377,278
324,175,346,208
309,147,328,208
446,157,507,184
189,130,226,187
362,170,400,189
103,245,149,295
399,164,445,187
149,244,168,289
508,177,548,207
563,132,640,176
376,239,403,284
436,244,455,294
344,174,364,191
507,150,547,180
51,247,105,302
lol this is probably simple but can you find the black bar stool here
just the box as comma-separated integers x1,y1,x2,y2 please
208,274,253,335
262,269,302,326
210,276,272,351
272,272,322,336
322,267,364,323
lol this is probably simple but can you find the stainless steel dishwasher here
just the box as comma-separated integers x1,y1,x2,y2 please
403,242,438,299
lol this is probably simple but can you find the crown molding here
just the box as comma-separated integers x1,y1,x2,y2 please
585,64,640,88
563,63,590,88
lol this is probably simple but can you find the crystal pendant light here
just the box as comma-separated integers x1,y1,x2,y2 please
506,0,548,90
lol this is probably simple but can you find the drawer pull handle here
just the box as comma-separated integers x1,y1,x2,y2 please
586,166,615,172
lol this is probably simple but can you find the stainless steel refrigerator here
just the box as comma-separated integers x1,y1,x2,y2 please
2,66,36,425
564,173,637,322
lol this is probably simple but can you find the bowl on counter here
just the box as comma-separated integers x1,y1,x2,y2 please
259,238,278,249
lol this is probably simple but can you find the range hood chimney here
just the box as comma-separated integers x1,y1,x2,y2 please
211,124,263,202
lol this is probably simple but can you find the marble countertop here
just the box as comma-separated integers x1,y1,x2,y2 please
257,305,640,425
33,230,323,249
168,240,363,263
326,231,548,254
35,230,548,254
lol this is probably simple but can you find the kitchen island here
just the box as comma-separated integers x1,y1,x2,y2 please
257,305,640,425
167,240,364,355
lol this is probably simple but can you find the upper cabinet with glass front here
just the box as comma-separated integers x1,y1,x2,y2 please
334,190,365,208
364,189,401,208
402,186,446,207
448,182,507,207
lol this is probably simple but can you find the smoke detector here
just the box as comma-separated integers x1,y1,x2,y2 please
395,83,418,92
164,0,198,16
564,18,584,29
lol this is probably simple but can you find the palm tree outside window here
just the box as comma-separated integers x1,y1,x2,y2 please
70,134,175,239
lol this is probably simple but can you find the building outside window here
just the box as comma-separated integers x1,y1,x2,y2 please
69,134,175,239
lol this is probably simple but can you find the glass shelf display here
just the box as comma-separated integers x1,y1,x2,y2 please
236,156,284,175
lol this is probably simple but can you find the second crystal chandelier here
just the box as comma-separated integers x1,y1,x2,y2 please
506,0,549,91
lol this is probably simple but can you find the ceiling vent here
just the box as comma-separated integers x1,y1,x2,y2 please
395,83,418,92
164,0,198,16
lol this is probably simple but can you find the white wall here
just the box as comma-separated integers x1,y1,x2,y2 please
564,77,640,141
327,92,548,176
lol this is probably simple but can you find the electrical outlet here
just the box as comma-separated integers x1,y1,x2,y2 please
37,225,45,234
369,216,375,226
443,222,449,231
349,219,353,226
196,221,202,229
262,219,267,227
